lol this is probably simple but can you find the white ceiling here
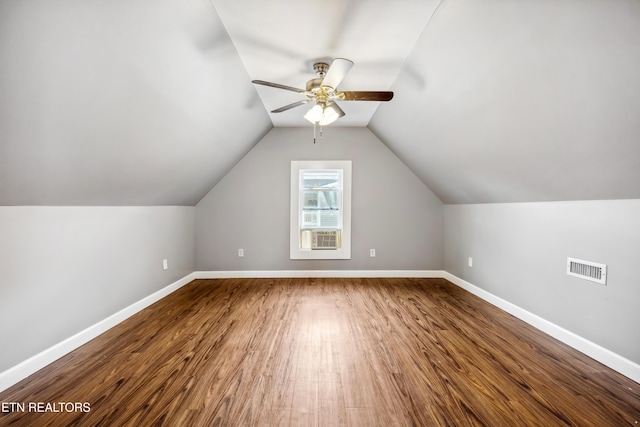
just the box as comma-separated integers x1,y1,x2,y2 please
211,0,440,126
1,0,639,205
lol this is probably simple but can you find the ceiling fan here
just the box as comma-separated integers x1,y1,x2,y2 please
252,58,393,126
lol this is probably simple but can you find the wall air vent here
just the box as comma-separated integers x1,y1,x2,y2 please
567,257,607,285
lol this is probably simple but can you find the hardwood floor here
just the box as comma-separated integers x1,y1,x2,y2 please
1,278,638,426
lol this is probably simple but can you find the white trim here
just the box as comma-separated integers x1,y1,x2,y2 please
0,272,198,393
443,272,640,384
290,161,352,260
3,270,637,393
193,270,446,279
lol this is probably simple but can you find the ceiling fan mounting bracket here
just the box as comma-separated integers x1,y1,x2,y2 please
313,62,329,77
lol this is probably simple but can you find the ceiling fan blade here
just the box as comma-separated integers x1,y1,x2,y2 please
271,99,309,113
252,80,306,93
321,58,354,90
340,91,394,102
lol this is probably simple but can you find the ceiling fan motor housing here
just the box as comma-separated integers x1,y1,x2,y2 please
306,77,323,92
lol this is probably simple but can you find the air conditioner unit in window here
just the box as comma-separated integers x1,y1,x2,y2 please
311,230,339,250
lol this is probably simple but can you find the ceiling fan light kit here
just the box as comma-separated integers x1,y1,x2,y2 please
252,58,394,138
304,103,342,126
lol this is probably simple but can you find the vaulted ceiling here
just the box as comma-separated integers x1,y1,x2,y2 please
0,0,272,205
1,0,639,206
371,0,640,203
212,0,440,126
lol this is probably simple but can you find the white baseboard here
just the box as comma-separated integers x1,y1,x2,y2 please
3,270,637,394
193,270,446,279
443,272,640,384
0,272,198,394
0,270,440,393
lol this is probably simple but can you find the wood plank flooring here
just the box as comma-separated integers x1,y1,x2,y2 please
1,278,638,426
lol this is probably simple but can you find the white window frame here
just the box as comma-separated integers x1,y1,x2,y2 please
290,160,351,260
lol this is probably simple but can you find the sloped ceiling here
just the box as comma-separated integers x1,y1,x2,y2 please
1,0,639,206
211,0,440,126
0,0,271,206
370,0,640,203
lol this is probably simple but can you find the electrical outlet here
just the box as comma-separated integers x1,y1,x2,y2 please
468,257,473,267
238,249,244,258
162,259,168,270
370,249,376,257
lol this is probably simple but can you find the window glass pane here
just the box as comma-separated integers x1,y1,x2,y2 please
301,210,339,228
302,171,340,190
300,170,341,230
302,191,339,209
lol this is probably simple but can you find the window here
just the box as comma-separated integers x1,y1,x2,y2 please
290,160,351,259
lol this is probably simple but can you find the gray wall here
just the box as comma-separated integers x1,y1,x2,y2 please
444,200,640,364
0,206,195,372
196,127,443,271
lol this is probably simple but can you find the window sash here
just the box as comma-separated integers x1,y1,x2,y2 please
299,169,342,231
290,160,351,260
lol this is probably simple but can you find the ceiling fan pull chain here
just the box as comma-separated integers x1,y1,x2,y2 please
313,122,316,144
